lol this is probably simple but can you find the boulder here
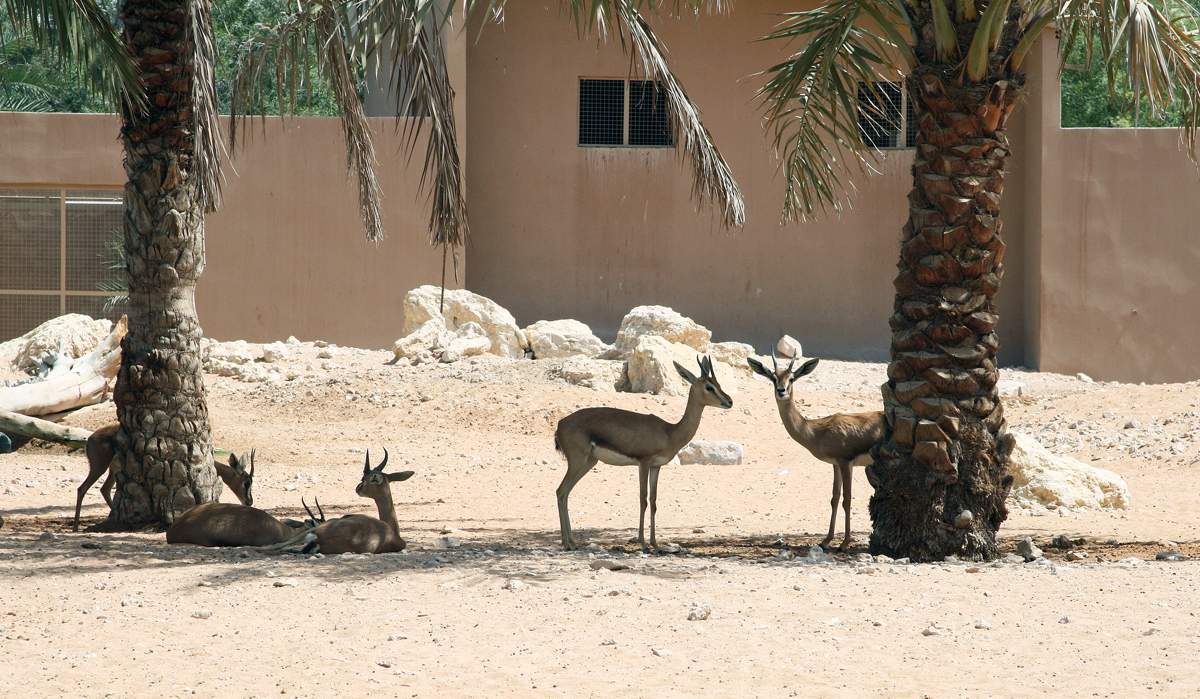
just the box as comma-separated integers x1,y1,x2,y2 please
776,335,803,360
8,314,113,374
706,341,756,370
392,320,452,364
440,322,492,363
400,286,526,359
203,339,260,366
613,306,711,354
678,440,744,465
625,336,702,396
547,357,625,392
1006,432,1131,510
524,319,610,359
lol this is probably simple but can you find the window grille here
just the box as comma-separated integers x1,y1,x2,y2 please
858,81,918,149
579,78,672,147
0,188,124,341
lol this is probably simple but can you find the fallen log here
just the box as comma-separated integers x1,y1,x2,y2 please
0,315,127,417
0,408,92,449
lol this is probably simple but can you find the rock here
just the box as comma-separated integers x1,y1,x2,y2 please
547,357,625,392
954,510,975,529
625,336,702,396
1155,551,1188,562
1050,534,1074,550
588,559,629,572
974,620,992,630
502,579,527,591
1059,615,1070,624
207,359,272,383
434,536,462,549
1076,372,1094,383
775,335,803,360
203,339,260,365
686,604,711,621
1007,432,1132,510
706,341,756,369
921,626,940,637
613,306,711,355
1066,551,1089,561
524,319,610,359
261,343,289,363
806,546,831,563
440,322,492,363
1017,537,1043,562
7,314,112,374
316,349,334,359
677,440,744,465
650,647,670,658
272,579,298,588
1000,554,1025,564
997,379,1024,397
1124,420,1140,430
400,285,527,359
191,610,212,619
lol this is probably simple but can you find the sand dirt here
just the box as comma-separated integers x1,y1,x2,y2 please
2,343,1198,697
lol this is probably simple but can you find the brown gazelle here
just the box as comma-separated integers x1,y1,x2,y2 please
73,424,254,531
554,355,733,553
278,449,414,555
164,497,315,547
747,349,885,552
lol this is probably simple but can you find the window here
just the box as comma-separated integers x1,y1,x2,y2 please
579,78,673,147
0,188,124,340
858,81,918,149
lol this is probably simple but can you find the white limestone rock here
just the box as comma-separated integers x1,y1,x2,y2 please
203,339,260,366
775,335,803,360
440,322,492,363
548,357,625,392
614,306,711,355
706,341,756,371
8,314,112,374
524,319,611,359
400,285,527,359
678,440,744,465
625,336,702,396
1007,432,1131,510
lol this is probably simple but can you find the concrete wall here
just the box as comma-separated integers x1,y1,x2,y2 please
464,2,1029,365
0,112,452,348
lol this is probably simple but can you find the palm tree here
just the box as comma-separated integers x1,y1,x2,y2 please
758,0,1200,561
12,0,738,527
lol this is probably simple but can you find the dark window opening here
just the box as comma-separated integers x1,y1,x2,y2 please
628,80,672,147
579,79,625,146
857,82,903,148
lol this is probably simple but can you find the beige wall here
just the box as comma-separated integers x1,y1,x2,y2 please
0,112,453,348
465,2,1029,365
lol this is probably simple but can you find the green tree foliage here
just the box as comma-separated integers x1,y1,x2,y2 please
1061,39,1188,128
0,0,337,114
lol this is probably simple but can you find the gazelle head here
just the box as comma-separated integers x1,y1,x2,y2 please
747,351,819,402
673,355,733,409
356,448,415,501
216,450,255,506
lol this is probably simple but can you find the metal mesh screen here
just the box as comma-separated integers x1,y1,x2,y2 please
66,295,125,322
904,88,919,148
857,82,902,149
628,80,672,147
66,191,123,291
0,189,60,291
0,294,59,341
579,79,624,146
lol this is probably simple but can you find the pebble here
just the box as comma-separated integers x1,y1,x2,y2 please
1059,615,1070,624
1017,537,1043,562
80,542,103,550
651,647,670,657
377,661,392,669
502,579,527,591
921,626,940,637
1076,373,1094,383
589,559,629,572
687,604,711,621
600,639,616,646
434,536,461,549
191,610,212,620
1124,420,1140,430
1066,551,1089,561
974,620,993,630
1050,534,1075,550
272,579,298,588
1155,551,1188,562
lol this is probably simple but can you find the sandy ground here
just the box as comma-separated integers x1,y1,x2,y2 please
2,342,1199,698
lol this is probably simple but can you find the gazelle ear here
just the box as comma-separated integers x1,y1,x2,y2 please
387,471,415,482
226,453,240,471
746,357,773,380
791,358,820,382
673,361,699,384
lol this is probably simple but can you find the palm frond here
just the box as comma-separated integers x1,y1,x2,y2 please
466,0,730,37
2,0,143,110
191,0,223,212
758,0,911,221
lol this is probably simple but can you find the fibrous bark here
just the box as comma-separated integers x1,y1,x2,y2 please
867,67,1020,561
109,0,218,526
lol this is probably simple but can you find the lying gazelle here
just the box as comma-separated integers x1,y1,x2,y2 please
554,355,733,552
73,424,254,531
275,449,414,555
748,349,885,552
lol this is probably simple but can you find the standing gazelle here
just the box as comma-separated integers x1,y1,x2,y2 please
748,350,885,552
554,355,732,552
73,424,255,531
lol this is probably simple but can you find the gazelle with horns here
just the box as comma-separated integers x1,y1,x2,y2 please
748,343,885,552
277,449,414,555
74,425,255,531
554,355,733,552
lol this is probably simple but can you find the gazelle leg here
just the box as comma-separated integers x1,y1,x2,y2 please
820,465,842,549
73,466,109,532
647,466,661,552
100,469,116,507
556,450,597,550
638,464,650,553
838,463,854,552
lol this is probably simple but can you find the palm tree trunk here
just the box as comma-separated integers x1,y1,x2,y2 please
108,0,218,526
866,68,1020,561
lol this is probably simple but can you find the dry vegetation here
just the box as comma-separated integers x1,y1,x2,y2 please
2,342,1199,697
